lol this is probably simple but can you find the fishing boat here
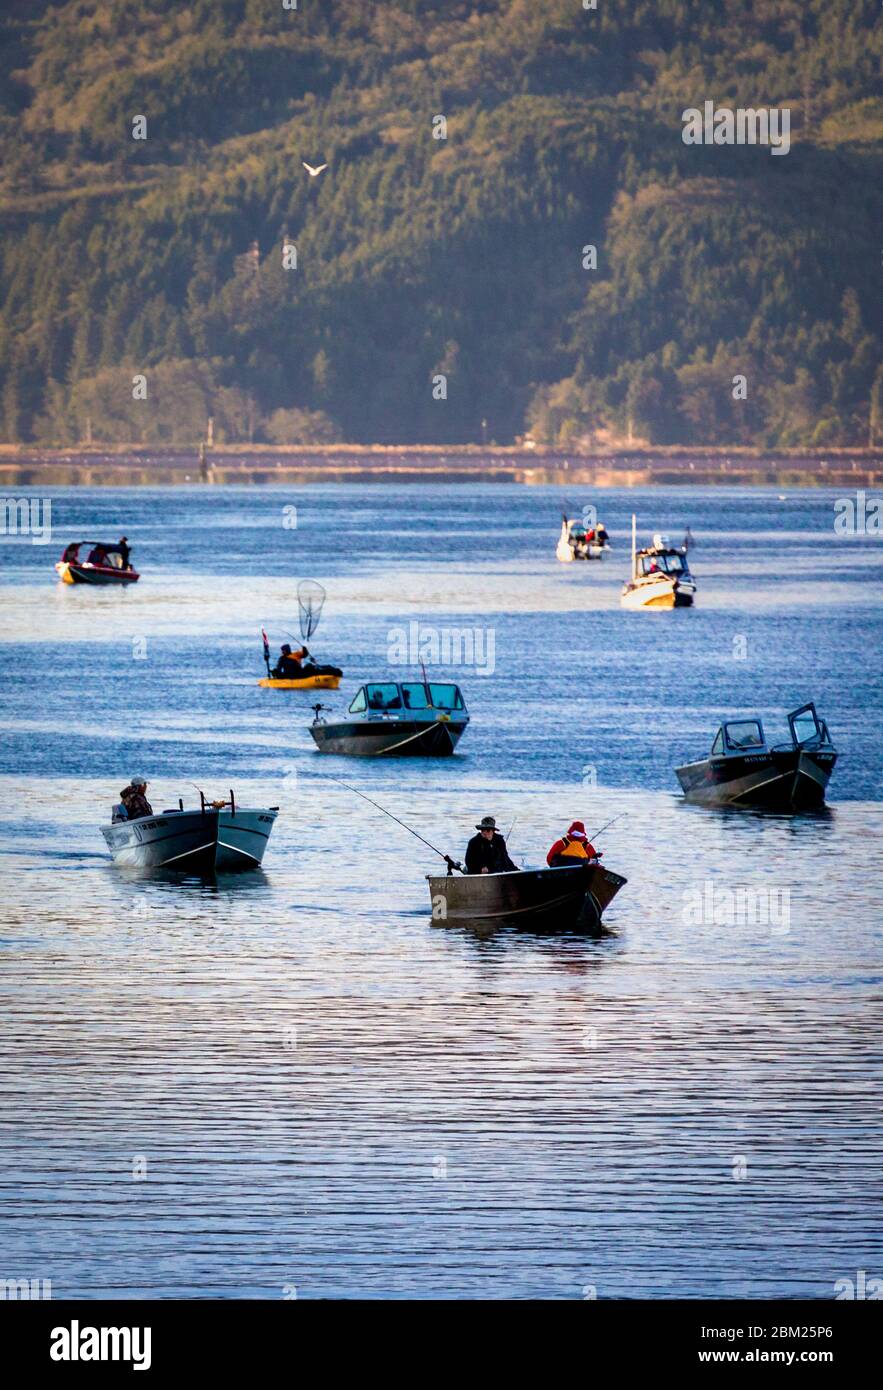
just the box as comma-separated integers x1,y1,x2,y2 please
621,516,695,608
675,702,837,810
556,514,610,561
101,790,278,872
310,680,469,756
55,540,139,585
258,581,342,689
427,862,626,934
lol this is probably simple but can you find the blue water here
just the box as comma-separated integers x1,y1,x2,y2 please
0,483,881,1298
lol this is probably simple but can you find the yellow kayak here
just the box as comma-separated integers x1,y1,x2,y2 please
258,674,341,690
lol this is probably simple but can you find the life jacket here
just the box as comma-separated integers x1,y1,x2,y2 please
557,834,591,860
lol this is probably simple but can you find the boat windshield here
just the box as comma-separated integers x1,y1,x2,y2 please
348,688,367,714
711,728,724,755
724,720,765,751
364,683,402,711
788,703,823,747
640,552,684,576
401,682,430,709
428,684,464,711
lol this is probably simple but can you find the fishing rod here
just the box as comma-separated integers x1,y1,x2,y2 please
316,772,463,873
586,813,623,841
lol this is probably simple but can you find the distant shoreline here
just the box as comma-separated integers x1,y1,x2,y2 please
0,444,880,489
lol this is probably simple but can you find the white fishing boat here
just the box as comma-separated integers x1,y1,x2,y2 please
621,514,696,609
556,515,610,561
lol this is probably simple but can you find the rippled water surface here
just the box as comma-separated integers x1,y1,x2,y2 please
0,484,881,1298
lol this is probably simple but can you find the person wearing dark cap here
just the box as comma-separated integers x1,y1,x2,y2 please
464,815,518,875
272,641,342,681
546,820,601,867
273,642,307,678
118,536,131,570
118,778,153,821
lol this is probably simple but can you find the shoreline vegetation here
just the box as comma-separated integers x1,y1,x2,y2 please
1,5,882,456
1,444,880,488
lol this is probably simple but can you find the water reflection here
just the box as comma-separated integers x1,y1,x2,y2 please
1,484,881,1297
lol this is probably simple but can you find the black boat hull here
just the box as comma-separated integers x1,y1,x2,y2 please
676,748,837,810
311,717,467,756
427,862,626,934
101,808,278,872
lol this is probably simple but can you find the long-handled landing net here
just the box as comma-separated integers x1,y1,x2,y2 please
298,580,326,642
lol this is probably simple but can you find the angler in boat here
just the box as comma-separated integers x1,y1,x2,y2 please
556,514,610,562
675,701,837,811
102,783,278,873
55,538,139,585
620,514,696,609
429,819,626,934
546,820,600,866
258,580,343,689
274,641,342,682
113,777,153,822
324,776,626,935
310,679,469,756
464,816,519,874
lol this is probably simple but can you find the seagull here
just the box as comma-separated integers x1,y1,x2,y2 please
303,161,328,177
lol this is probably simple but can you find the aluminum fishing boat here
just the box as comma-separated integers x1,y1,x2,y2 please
676,702,837,810
101,791,278,872
427,861,626,934
310,680,469,756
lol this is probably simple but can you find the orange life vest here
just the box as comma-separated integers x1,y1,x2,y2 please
557,834,591,860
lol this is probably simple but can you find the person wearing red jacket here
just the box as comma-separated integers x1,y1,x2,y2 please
546,820,601,867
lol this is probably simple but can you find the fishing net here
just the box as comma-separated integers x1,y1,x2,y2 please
297,580,326,641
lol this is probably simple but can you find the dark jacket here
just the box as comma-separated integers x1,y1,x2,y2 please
464,831,517,875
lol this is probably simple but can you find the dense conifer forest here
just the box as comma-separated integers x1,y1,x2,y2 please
0,0,881,447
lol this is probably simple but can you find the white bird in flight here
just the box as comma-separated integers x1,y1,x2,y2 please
303,161,328,177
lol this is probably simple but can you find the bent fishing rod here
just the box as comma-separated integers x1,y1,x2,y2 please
314,772,464,873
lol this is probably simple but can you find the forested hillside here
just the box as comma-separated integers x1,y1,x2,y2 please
1,0,881,447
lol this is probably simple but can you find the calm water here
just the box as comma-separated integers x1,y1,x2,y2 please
0,483,881,1299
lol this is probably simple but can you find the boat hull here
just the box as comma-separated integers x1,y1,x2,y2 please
259,674,340,689
621,577,694,608
676,748,837,810
557,543,608,562
427,862,626,934
311,717,468,756
101,808,278,872
56,561,139,586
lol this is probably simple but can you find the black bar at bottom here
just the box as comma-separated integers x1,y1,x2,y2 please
1,1298,876,1375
